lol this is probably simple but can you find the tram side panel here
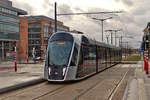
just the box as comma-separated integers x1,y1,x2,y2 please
113,49,115,64
112,49,115,65
114,49,116,64
97,46,106,71
107,48,111,68
76,44,97,78
44,52,48,80
115,50,118,63
117,50,120,63
110,48,112,66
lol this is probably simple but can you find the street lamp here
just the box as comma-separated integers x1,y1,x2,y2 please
106,34,110,44
105,29,122,46
105,29,114,44
114,29,122,46
92,17,113,42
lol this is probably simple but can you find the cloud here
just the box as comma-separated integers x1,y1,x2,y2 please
74,7,84,12
57,4,73,21
42,0,53,17
115,0,133,7
11,0,34,15
121,0,134,6
11,0,150,48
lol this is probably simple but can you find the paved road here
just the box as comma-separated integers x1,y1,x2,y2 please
0,64,135,100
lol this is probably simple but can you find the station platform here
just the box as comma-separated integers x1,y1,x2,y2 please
0,61,45,93
123,61,150,100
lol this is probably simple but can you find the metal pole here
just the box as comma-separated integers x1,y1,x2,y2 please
119,37,122,47
111,32,113,44
2,41,4,60
115,32,117,46
127,42,128,56
54,2,57,32
106,36,109,44
93,17,112,42
102,20,104,42
121,36,122,48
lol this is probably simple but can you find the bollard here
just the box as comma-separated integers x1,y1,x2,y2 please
14,60,17,72
27,57,29,64
14,46,17,72
144,50,149,74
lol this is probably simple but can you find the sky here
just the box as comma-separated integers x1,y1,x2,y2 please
10,0,150,48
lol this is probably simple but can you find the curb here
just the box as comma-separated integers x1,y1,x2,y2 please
122,77,133,100
122,66,148,100
138,78,147,100
0,78,45,94
121,61,138,64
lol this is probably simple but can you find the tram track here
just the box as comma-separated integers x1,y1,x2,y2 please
74,64,128,100
74,64,123,100
0,82,67,100
107,67,130,100
0,64,135,100
32,85,67,100
34,64,128,100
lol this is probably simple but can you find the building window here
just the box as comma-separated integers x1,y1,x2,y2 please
0,23,19,33
0,15,19,23
28,39,41,45
0,7,17,16
29,34,40,38
28,28,41,32
44,24,49,38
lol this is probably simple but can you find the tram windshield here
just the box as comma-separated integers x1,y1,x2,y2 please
48,33,74,66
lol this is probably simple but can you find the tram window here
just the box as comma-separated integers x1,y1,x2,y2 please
76,47,84,78
100,47,104,61
79,48,83,65
89,47,96,60
70,46,78,66
82,45,96,65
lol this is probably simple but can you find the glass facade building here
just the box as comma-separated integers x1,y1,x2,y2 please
0,0,27,60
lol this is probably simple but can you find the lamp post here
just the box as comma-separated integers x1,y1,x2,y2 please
106,34,110,44
105,30,114,44
114,29,122,46
54,2,57,32
105,29,122,46
92,17,112,42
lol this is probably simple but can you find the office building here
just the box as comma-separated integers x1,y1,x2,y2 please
19,15,69,61
0,0,27,60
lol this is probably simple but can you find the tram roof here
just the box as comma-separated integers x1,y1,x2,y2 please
55,31,121,50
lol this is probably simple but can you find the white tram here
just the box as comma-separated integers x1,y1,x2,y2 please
44,32,122,82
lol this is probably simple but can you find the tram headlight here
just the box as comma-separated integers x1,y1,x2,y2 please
48,67,51,75
63,67,66,76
